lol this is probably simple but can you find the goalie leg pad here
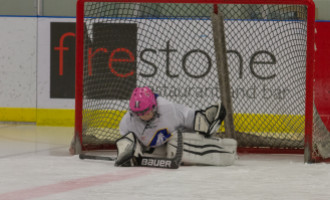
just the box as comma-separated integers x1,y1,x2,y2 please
194,102,226,136
167,132,237,166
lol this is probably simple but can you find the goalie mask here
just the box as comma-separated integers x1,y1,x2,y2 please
129,87,157,116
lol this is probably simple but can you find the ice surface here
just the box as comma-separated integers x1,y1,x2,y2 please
1,124,330,200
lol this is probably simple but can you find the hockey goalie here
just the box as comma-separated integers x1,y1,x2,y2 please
115,87,237,168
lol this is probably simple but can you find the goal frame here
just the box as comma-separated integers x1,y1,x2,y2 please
75,0,316,159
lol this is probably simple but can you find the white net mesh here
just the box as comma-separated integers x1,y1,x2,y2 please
75,1,329,162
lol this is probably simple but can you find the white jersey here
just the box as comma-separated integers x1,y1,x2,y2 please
119,96,195,147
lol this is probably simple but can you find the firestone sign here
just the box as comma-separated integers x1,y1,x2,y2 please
50,22,278,97
50,19,300,115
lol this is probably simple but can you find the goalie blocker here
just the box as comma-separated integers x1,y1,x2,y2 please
115,131,237,167
115,131,183,169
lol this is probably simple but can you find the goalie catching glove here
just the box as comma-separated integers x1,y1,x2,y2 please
194,102,226,137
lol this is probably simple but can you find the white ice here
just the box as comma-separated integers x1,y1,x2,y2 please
1,124,330,200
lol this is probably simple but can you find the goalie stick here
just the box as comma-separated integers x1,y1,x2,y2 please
79,154,116,161
79,130,183,169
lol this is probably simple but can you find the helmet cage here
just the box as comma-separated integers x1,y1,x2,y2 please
130,106,154,117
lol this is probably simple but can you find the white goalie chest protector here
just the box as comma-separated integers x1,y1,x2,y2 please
119,96,195,147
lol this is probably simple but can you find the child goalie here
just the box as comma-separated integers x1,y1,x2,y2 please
115,87,237,167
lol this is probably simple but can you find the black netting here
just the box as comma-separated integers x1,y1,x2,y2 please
79,1,316,153
312,105,330,161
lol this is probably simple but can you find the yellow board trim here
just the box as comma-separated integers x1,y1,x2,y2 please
0,107,36,122
233,113,305,134
36,109,75,127
82,109,126,128
0,107,74,126
0,107,305,134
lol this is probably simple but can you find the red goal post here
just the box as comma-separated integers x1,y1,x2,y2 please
74,0,328,163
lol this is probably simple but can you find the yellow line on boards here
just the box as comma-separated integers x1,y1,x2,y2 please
0,108,74,126
0,108,305,134
0,107,36,122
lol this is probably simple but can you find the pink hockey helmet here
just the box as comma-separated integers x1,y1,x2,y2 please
129,87,157,116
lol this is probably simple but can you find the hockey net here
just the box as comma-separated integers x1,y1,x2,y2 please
75,0,329,162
